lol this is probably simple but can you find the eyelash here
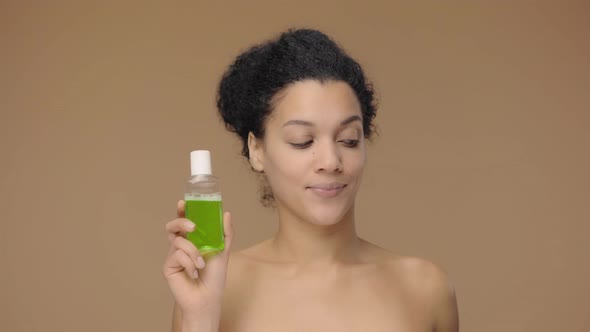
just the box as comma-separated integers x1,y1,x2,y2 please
290,140,359,149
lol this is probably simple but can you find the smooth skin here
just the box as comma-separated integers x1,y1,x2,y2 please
163,80,459,332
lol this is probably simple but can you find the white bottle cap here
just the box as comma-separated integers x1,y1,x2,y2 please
190,150,212,175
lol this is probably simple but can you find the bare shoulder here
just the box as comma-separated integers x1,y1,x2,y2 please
358,241,453,293
392,256,453,292
225,247,259,281
388,255,459,331
224,240,274,286
227,240,272,268
360,241,459,331
218,245,269,332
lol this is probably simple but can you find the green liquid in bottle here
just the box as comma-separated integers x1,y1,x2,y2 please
184,194,224,257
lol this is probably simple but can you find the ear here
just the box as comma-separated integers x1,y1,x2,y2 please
247,132,265,172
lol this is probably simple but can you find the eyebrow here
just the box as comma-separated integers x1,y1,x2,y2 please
282,115,362,128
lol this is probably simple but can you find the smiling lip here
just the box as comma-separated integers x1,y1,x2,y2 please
307,183,347,198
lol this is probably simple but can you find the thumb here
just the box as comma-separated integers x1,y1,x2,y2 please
199,211,234,286
223,211,234,251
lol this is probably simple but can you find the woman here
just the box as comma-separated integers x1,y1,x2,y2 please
163,29,459,332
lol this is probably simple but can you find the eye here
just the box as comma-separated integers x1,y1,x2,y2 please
340,139,359,147
290,140,313,149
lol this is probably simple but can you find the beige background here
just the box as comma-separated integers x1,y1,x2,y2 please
1,1,589,331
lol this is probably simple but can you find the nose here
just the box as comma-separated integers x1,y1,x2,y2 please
314,141,343,173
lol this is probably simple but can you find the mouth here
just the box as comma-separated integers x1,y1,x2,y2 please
306,183,347,198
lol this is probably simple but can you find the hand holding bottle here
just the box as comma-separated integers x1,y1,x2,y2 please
162,200,234,328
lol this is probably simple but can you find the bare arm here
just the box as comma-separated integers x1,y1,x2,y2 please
172,302,220,332
172,303,181,332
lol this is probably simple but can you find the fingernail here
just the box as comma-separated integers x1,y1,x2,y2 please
193,271,199,279
196,256,205,269
184,221,195,230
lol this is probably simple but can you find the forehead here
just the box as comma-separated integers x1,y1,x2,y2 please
268,80,362,126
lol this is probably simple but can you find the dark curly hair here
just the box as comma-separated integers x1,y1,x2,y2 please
216,28,378,205
217,28,377,158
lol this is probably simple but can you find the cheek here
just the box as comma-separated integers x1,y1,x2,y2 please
264,149,308,187
345,148,366,174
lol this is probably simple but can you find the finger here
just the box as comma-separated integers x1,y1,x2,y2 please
165,218,195,240
177,200,185,218
173,236,206,269
164,249,199,279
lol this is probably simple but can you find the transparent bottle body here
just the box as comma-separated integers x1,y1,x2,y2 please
184,174,224,256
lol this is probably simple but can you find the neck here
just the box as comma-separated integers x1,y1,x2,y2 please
269,203,362,269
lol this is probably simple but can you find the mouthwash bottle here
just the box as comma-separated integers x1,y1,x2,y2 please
185,150,224,257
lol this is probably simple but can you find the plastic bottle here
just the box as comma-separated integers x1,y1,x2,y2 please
184,150,224,257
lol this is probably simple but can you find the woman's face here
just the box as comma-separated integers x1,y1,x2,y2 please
249,80,366,226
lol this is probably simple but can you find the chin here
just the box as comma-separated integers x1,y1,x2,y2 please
301,190,357,226
305,203,353,226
